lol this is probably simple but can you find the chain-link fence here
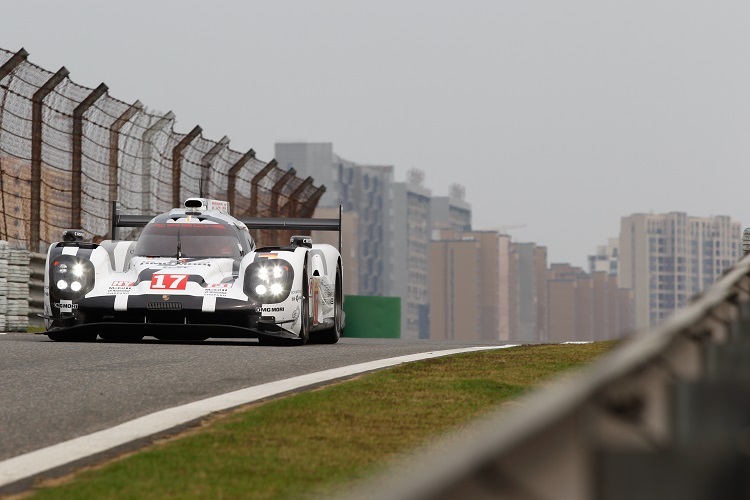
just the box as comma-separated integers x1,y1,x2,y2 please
0,47,325,251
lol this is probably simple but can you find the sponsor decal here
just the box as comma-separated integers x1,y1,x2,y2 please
292,305,300,326
258,253,279,259
53,301,77,311
255,306,285,313
204,283,231,297
108,281,135,295
151,274,188,290
291,294,303,302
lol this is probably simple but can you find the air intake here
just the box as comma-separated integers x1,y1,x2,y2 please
147,302,183,311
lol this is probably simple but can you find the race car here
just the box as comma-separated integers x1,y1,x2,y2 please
41,198,344,345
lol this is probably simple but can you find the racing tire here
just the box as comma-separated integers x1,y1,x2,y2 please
99,333,144,342
312,264,342,344
47,330,98,342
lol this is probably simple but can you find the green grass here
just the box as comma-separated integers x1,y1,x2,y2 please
26,342,616,499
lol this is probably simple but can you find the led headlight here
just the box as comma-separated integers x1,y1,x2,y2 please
244,260,294,303
50,255,95,300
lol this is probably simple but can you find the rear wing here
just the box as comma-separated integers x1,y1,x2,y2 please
110,202,343,251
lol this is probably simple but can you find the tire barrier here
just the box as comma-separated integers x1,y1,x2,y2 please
347,255,750,500
0,241,30,332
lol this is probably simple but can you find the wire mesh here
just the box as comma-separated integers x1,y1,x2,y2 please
0,47,323,250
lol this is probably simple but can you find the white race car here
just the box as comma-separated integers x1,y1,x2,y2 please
42,198,344,345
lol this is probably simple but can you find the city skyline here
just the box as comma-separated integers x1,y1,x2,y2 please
1,2,749,266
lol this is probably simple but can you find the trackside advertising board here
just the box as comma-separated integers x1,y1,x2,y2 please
343,295,400,339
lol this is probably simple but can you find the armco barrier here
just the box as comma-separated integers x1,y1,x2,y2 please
346,255,750,500
28,252,44,328
342,295,400,339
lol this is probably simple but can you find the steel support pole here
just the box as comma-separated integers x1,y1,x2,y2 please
283,176,314,218
270,167,296,217
141,111,175,214
299,185,326,218
72,83,108,228
200,135,229,198
227,149,255,213
30,66,69,252
108,100,142,210
171,125,202,207
0,48,28,81
248,159,275,217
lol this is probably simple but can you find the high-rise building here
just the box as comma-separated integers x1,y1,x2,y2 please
431,184,472,232
547,263,633,341
392,169,431,339
618,212,741,330
510,243,548,342
429,229,511,341
429,237,480,340
275,142,395,298
588,238,620,276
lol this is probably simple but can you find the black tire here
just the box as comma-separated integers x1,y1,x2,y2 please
47,331,97,342
293,269,310,346
99,332,144,342
314,264,342,344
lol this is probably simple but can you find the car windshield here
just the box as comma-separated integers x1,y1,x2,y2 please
134,223,242,258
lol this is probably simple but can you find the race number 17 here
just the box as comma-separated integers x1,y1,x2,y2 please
150,274,188,290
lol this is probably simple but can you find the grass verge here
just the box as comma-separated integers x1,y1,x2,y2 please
24,342,616,499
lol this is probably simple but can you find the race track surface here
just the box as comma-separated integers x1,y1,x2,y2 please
0,333,516,462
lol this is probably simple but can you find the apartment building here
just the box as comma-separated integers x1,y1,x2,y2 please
311,207,360,296
392,169,431,339
510,243,548,342
619,212,741,330
431,184,472,232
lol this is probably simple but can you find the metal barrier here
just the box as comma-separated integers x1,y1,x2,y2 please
348,255,750,500
28,252,44,328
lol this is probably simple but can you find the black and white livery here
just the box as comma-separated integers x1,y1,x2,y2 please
42,198,344,345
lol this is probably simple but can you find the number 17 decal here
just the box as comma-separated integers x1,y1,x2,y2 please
151,274,188,290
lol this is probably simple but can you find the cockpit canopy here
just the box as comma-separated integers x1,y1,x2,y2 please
134,222,244,258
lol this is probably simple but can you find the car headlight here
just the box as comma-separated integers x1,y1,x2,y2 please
51,256,95,300
244,260,294,303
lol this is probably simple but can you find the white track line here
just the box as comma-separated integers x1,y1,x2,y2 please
0,345,519,489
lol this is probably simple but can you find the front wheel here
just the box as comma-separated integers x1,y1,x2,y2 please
313,264,342,344
47,330,97,342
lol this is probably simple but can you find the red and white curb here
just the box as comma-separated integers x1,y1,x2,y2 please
0,345,519,489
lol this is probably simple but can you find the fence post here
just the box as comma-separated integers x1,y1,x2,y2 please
72,83,108,229
200,135,229,198
108,100,142,212
284,176,313,218
171,125,202,207
0,48,28,81
270,167,296,217
299,185,326,218
249,159,275,217
227,149,255,213
31,66,69,252
141,111,174,214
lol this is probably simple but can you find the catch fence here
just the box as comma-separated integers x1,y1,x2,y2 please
0,47,325,251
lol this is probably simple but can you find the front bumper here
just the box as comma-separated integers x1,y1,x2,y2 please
45,294,298,339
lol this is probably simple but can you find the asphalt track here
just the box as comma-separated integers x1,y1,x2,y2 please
0,332,518,492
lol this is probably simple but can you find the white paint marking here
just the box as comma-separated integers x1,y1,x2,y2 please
201,295,217,313
0,345,519,488
113,241,131,272
114,294,128,312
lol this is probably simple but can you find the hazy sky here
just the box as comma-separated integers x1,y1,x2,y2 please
3,1,749,267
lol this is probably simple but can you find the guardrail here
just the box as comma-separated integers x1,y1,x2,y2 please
29,252,44,328
348,255,750,500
